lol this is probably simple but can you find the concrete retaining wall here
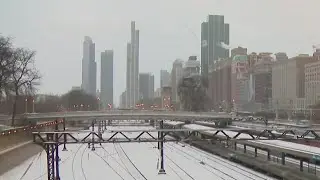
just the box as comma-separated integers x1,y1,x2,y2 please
0,142,43,175
0,126,53,152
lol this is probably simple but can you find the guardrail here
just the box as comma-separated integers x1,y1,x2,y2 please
0,120,63,136
22,110,231,120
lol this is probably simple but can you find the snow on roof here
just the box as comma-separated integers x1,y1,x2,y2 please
183,124,253,139
184,124,320,155
164,120,184,126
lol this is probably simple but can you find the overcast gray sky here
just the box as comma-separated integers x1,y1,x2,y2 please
1,0,320,106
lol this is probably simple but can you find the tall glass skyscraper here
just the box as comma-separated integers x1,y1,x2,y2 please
201,15,230,81
100,50,113,108
81,36,96,96
126,21,140,108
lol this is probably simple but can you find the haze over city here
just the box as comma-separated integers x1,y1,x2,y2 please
3,1,320,180
1,0,320,106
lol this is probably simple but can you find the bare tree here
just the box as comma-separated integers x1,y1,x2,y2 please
0,36,14,99
178,74,211,112
11,48,40,125
60,89,98,111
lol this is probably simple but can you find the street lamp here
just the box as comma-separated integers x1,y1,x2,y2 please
25,98,28,113
97,97,100,111
32,99,35,113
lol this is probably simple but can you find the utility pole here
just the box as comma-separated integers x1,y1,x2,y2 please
158,120,166,174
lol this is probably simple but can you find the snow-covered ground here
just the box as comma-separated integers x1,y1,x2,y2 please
1,126,274,180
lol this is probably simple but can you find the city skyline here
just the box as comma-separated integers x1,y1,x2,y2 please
1,0,320,106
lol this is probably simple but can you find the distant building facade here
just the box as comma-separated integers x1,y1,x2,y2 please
183,56,200,77
275,52,288,61
120,91,127,108
231,46,247,59
160,70,170,88
272,55,316,112
161,86,172,109
253,53,273,111
171,59,184,103
139,73,154,100
154,88,161,98
208,58,232,111
305,61,320,107
231,55,249,111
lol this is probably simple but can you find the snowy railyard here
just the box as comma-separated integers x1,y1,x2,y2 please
2,126,275,180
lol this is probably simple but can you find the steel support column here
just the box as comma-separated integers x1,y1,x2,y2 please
62,118,67,151
281,152,285,165
91,121,95,151
254,148,257,157
300,160,303,171
46,134,55,180
157,131,160,149
158,120,166,174
55,119,60,180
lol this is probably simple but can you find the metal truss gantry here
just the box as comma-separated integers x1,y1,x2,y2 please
33,119,320,180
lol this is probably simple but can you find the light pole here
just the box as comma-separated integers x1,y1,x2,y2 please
25,98,28,113
97,98,100,111
32,99,35,113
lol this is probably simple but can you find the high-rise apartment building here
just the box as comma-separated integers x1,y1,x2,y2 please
201,15,230,81
126,21,140,108
160,70,170,88
171,59,184,103
81,36,96,96
139,73,154,100
100,50,113,108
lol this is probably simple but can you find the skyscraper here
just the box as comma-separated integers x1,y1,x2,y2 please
126,21,140,108
81,36,96,96
139,73,154,100
160,70,170,88
171,59,184,103
100,50,113,108
201,15,230,81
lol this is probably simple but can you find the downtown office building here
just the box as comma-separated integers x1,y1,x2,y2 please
101,50,114,108
201,15,230,81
